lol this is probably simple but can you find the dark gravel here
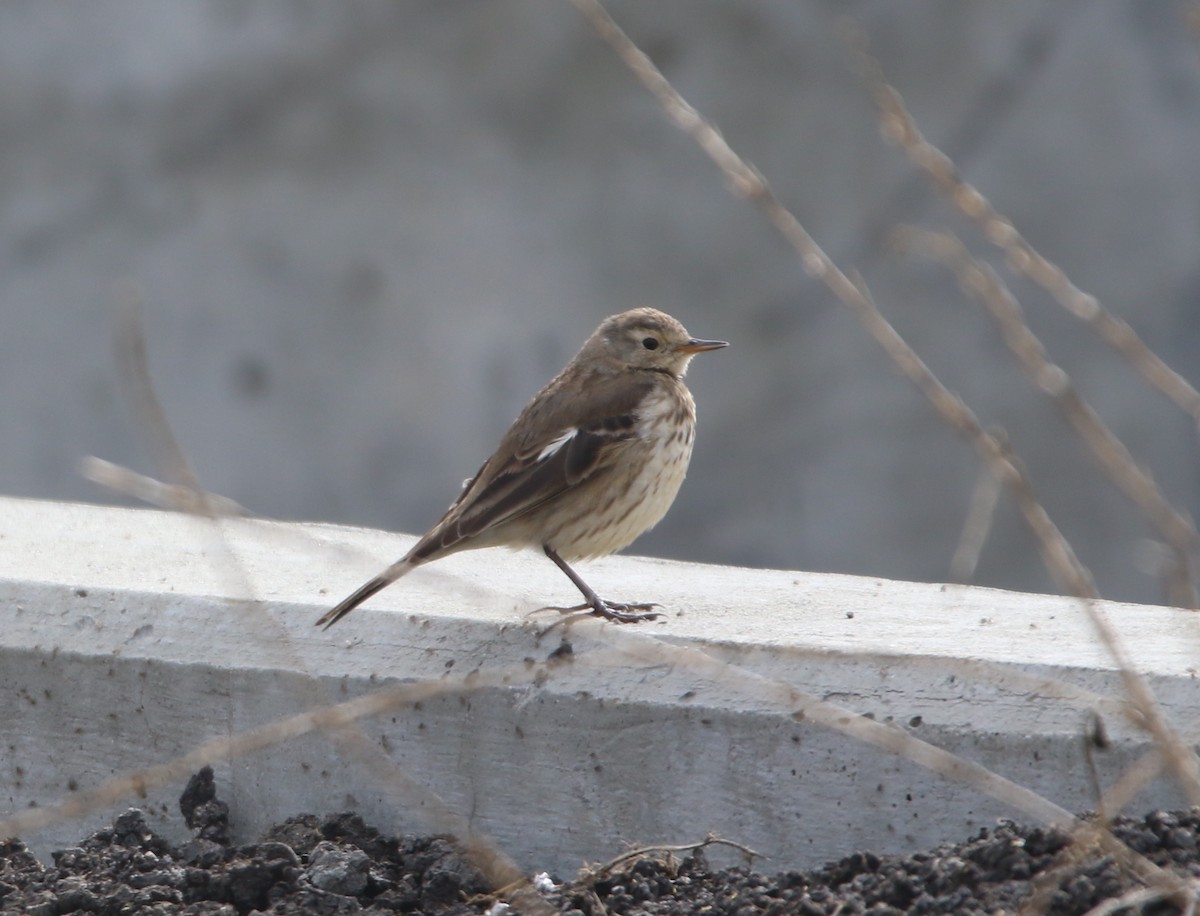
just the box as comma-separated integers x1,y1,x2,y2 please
1,769,1197,914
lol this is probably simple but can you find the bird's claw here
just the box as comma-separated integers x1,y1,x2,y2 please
535,600,662,623
591,600,662,623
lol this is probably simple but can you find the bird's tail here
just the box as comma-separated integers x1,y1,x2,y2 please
315,558,416,630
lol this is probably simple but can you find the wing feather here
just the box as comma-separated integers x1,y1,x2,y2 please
407,372,653,561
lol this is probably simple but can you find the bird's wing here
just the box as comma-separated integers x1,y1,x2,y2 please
407,373,654,561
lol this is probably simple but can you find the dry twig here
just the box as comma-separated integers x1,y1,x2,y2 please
81,456,247,516
894,226,1199,607
1080,878,1199,916
845,24,1200,424
950,429,1006,581
579,833,761,883
568,0,1200,808
95,299,537,898
112,288,218,514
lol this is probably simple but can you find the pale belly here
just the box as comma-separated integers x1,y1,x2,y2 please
543,389,697,560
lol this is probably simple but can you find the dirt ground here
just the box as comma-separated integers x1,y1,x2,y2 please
2,768,1197,914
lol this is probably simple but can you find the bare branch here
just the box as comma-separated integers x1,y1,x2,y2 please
845,24,1200,423
894,226,1199,607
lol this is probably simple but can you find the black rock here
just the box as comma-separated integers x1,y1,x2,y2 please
3,772,1200,914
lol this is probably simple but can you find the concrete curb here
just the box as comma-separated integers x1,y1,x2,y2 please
1,496,1196,873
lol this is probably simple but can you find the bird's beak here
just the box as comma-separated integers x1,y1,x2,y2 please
677,337,729,354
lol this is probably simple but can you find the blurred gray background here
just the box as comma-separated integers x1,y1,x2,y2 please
3,1,1199,607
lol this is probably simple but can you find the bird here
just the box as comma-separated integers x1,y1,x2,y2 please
316,307,727,630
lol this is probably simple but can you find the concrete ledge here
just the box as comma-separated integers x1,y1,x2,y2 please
1,495,1196,872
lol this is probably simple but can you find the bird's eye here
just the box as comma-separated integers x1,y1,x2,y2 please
641,337,659,350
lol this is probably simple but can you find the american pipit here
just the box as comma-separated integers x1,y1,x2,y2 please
316,307,727,629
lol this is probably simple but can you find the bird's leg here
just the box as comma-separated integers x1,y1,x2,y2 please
541,545,661,623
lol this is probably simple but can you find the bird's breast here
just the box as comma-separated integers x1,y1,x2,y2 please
545,382,698,560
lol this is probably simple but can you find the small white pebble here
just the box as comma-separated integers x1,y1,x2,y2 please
486,903,513,916
533,872,557,892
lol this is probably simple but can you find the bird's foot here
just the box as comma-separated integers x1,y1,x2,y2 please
594,600,662,623
540,599,661,623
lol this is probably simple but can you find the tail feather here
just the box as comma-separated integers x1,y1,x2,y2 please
315,559,415,630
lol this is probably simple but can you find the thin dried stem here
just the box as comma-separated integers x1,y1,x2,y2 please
569,0,1200,809
1083,712,1110,821
895,227,1199,607
892,227,1200,799
81,456,248,516
1189,2,1200,57
1099,750,1168,822
1020,819,1193,916
0,613,1145,885
112,286,219,515
0,649,578,847
580,833,760,883
846,24,1200,423
7,573,1184,909
101,299,534,896
950,432,1005,582
595,624,1185,896
568,0,1093,602
1081,879,1199,916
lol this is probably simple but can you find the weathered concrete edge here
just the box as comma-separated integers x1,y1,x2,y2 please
1,496,1197,873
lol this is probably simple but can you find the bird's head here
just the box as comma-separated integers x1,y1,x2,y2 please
593,307,728,378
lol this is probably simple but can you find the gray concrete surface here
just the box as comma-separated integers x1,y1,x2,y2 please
2,496,1198,874
1,2,1199,610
